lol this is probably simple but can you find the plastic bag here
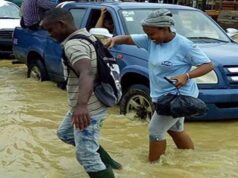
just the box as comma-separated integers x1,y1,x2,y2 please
155,77,208,118
156,93,208,118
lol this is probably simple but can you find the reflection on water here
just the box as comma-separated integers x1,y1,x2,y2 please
0,60,238,178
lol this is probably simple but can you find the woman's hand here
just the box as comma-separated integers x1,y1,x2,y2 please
170,74,189,88
170,63,214,88
104,35,135,48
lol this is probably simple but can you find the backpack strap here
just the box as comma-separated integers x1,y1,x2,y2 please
62,34,96,78
69,34,96,46
62,50,79,77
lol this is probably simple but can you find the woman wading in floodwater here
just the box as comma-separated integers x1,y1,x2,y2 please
106,9,213,162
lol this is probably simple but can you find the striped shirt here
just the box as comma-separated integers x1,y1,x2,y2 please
21,0,56,26
62,28,106,115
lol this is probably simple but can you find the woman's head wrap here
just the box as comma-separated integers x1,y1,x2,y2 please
141,9,175,32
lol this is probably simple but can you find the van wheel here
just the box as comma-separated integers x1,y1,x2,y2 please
27,60,48,81
120,84,154,122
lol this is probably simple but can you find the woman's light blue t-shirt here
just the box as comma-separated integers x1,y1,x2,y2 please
131,33,211,102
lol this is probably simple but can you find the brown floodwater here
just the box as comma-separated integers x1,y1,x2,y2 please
0,60,238,178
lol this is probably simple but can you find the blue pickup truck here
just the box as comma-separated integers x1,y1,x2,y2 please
13,1,238,121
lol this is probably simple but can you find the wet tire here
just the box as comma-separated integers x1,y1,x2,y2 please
27,60,48,81
120,84,154,122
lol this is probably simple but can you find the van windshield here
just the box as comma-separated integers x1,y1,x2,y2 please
120,9,230,42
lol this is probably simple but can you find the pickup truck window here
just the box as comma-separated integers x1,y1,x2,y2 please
121,9,229,42
87,9,115,35
70,8,86,28
86,9,102,30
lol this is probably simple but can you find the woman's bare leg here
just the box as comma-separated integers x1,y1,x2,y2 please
168,130,194,149
148,140,166,162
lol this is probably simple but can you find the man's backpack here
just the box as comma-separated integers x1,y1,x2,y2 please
62,34,122,107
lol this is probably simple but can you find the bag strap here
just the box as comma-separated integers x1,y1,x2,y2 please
62,50,79,77
62,34,97,78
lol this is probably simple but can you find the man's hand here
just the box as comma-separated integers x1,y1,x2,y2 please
105,37,115,48
72,104,90,130
100,7,107,18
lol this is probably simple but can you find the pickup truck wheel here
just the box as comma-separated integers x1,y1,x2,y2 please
27,60,48,81
120,84,154,122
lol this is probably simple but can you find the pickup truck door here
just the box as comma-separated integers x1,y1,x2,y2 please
43,36,63,82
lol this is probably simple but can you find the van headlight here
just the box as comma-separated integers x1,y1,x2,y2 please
194,70,218,84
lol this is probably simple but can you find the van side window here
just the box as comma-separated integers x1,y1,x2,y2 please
70,8,86,28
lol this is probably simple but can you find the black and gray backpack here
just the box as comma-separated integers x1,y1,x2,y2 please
62,34,122,107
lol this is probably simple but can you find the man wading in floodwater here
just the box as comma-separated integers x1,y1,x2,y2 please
41,8,121,178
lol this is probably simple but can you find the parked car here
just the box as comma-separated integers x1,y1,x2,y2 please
13,2,238,121
0,0,20,59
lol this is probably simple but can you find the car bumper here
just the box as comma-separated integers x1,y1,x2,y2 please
189,88,238,120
